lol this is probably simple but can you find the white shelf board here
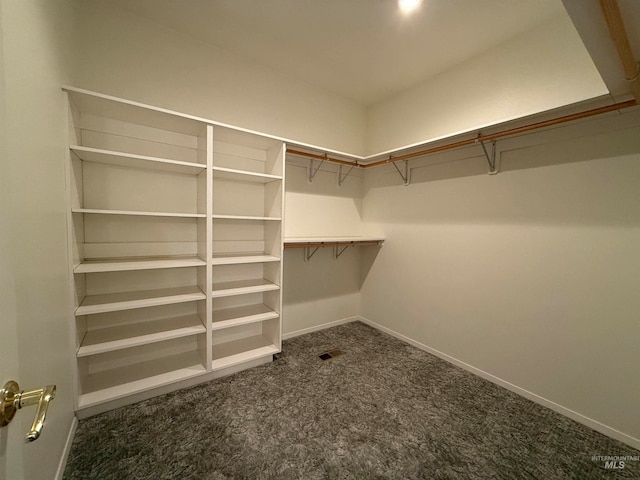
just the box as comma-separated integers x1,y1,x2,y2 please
75,256,206,273
77,315,206,357
212,214,281,221
211,254,280,265
76,286,206,316
72,208,206,218
212,166,282,183
211,279,280,298
78,350,206,409
284,236,385,243
70,145,206,174
211,335,279,371
212,304,279,330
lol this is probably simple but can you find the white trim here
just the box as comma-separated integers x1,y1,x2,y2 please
55,416,78,480
356,316,640,451
282,316,358,340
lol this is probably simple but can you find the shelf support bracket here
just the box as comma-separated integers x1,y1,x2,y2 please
308,156,326,182
304,246,321,262
333,243,353,259
476,136,498,175
391,158,410,186
337,164,356,187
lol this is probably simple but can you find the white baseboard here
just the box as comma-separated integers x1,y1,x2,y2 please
282,316,359,340
357,315,640,451
55,416,78,480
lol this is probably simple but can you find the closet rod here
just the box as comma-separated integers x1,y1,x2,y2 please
363,99,637,168
287,99,637,170
287,149,361,168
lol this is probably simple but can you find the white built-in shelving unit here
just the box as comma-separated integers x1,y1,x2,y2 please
64,87,284,414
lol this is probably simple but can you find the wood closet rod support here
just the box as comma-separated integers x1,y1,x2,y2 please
287,99,637,171
362,99,637,168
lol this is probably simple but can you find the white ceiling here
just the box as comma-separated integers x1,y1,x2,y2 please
97,0,569,106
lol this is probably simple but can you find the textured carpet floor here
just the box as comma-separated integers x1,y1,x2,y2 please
64,322,639,479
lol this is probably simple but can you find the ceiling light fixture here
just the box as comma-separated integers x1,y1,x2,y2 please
398,0,421,14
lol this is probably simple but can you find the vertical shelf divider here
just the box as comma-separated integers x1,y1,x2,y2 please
204,125,214,369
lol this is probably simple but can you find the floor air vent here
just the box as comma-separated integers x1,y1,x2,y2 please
319,349,344,360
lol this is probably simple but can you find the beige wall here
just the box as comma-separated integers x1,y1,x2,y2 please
365,15,608,155
282,159,365,336
73,1,366,157
0,0,76,478
360,111,640,448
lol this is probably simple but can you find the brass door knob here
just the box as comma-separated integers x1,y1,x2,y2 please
0,380,56,442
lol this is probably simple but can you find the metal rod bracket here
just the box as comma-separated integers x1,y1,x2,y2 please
476,136,498,175
333,243,353,259
308,156,326,182
304,246,321,262
337,164,356,187
391,158,410,185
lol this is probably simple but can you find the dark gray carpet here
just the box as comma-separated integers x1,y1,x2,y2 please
64,322,639,479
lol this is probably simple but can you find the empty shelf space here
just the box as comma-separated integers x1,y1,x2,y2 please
211,335,279,371
211,254,280,265
78,351,206,409
212,166,282,183
75,256,207,273
212,279,280,298
212,304,279,330
76,286,206,316
70,145,206,174
77,315,206,357
212,214,281,221
72,208,206,218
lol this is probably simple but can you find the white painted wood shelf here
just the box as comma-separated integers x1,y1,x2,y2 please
211,254,280,265
74,256,207,273
211,335,279,371
212,214,282,221
76,286,206,316
212,166,281,183
212,304,279,330
70,145,206,174
211,279,280,298
284,236,385,245
77,315,206,357
78,351,206,408
72,208,206,218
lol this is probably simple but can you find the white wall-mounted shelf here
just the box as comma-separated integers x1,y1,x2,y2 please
212,279,280,298
212,304,279,330
76,286,206,316
74,257,207,273
72,208,206,218
78,350,206,409
212,166,281,183
211,335,279,371
284,236,385,245
211,254,280,265
70,145,206,174
77,315,206,357
212,214,282,221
